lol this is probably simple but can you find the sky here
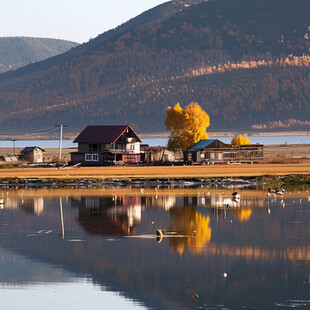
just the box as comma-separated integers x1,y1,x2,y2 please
0,0,168,43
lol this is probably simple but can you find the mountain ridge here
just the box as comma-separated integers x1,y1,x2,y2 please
0,0,310,134
0,37,79,73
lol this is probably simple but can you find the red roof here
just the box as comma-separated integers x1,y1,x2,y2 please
73,125,141,144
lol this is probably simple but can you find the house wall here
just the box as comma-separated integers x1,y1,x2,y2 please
33,149,44,163
125,142,140,153
23,150,44,163
142,149,183,163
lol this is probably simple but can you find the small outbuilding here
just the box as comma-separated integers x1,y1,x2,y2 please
140,145,183,164
184,139,264,164
20,146,45,163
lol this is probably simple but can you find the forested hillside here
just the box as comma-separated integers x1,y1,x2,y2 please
0,37,78,73
0,0,310,134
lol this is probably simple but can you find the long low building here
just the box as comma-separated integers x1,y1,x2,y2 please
184,139,264,164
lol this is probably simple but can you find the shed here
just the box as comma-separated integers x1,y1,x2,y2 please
20,146,45,163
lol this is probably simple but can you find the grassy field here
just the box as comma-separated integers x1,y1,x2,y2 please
0,144,310,180
0,163,310,179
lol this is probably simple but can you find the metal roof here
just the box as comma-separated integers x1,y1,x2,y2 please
73,125,141,144
186,139,217,152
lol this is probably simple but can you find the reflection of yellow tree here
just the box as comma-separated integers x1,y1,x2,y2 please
169,207,211,256
233,209,252,222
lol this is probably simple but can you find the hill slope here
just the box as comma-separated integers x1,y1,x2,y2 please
0,37,79,73
0,0,310,134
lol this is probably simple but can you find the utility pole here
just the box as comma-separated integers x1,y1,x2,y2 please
11,139,16,155
54,125,67,162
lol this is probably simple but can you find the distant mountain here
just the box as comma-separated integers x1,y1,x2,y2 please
0,0,310,135
0,37,79,73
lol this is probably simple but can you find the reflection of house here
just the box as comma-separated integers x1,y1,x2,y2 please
76,196,141,236
21,197,45,215
184,139,263,164
71,125,141,165
20,146,45,163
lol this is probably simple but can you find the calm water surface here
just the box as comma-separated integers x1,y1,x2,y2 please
0,187,309,309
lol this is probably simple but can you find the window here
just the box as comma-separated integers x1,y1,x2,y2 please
85,154,91,161
92,154,99,161
86,198,100,209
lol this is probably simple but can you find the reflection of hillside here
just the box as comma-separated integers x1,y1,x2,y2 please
74,196,141,236
169,207,211,255
195,243,310,261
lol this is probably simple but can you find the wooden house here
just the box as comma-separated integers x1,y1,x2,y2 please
184,139,264,164
20,146,45,163
71,125,141,165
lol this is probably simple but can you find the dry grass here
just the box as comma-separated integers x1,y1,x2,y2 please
0,163,309,179
0,144,310,179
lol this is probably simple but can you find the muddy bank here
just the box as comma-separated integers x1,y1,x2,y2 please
0,175,309,189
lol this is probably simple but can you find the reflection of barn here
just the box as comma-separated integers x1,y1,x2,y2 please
71,125,141,166
74,197,141,236
184,139,263,164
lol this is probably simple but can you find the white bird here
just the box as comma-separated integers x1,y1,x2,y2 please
276,189,285,195
232,192,240,200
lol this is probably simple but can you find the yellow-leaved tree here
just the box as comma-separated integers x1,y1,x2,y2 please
165,102,210,150
231,134,251,145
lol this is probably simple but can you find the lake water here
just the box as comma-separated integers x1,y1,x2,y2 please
0,186,309,309
1,135,310,149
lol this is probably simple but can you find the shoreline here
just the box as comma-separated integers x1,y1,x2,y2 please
0,130,310,140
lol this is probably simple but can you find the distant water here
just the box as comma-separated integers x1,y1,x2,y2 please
0,135,310,148
142,135,310,146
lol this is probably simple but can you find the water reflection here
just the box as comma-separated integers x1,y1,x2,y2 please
169,207,212,256
74,196,141,236
0,189,309,309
